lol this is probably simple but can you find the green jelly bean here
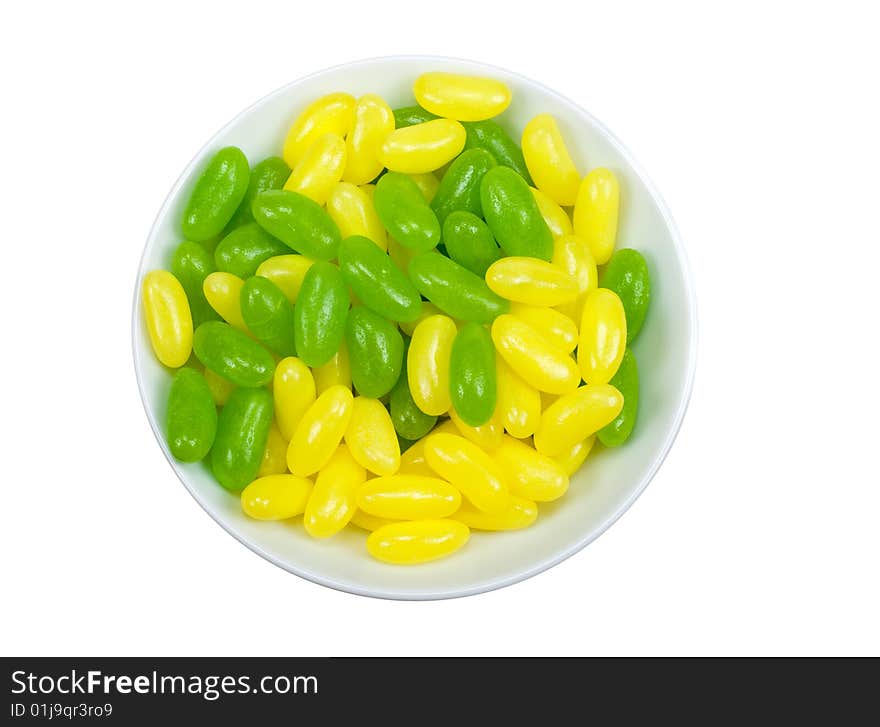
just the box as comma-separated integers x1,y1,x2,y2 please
442,211,501,277
214,223,289,278
598,349,639,447
239,277,297,357
408,252,510,324
182,146,250,242
226,156,290,230
449,323,496,427
338,235,422,322
170,240,220,327
373,172,441,252
390,350,437,440
345,307,404,399
166,367,218,462
431,148,497,224
463,120,532,184
192,321,275,387
251,189,341,261
294,261,349,367
212,387,274,491
480,166,553,261
600,249,652,342
393,106,438,128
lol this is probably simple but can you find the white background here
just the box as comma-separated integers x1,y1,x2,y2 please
2,0,878,656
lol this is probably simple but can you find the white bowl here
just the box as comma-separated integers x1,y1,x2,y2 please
133,56,697,600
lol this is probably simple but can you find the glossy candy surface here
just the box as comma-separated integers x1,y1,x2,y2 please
463,120,532,183
285,133,346,207
326,182,387,251
414,72,511,121
373,173,441,252
192,321,274,387
424,432,509,513
378,119,466,174
241,475,313,520
212,387,274,490
203,272,248,331
226,156,290,230
442,211,500,276
273,357,316,440
252,189,342,260
255,254,314,304
367,519,469,565
182,146,249,241
552,234,598,321
531,187,572,239
534,384,624,456
287,385,354,477
171,241,219,328
258,422,289,477
239,276,297,356
521,114,580,205
485,257,579,306
430,148,497,224
552,436,596,476
304,445,364,538
166,367,217,462
214,223,289,279
283,93,355,167
480,166,553,261
391,354,438,440
344,94,395,185
142,270,193,368
407,314,456,417
449,323,496,427
598,348,638,447
578,288,627,385
497,435,569,501
496,357,541,438
313,343,351,394
448,407,503,452
573,168,619,264
358,476,461,520
345,397,401,476
294,262,349,367
453,496,537,531
392,106,438,128
345,307,404,398
509,303,578,353
600,249,651,342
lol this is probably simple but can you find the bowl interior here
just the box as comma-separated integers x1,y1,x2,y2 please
133,57,696,599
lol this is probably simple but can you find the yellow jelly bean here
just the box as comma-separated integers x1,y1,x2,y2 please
142,270,192,368
326,182,387,251
497,435,569,502
398,301,442,337
350,509,398,532
407,173,440,202
552,233,598,322
240,474,313,520
485,257,579,307
398,438,435,476
304,444,365,538
453,496,538,531
424,432,510,513
573,168,619,264
578,288,627,385
204,367,234,406
343,94,394,186
496,357,542,439
283,133,346,205
552,435,596,476
258,421,289,477
413,72,511,121
534,384,623,456
273,357,316,441
282,92,355,167
509,303,578,353
407,314,457,416
531,187,573,239
367,519,469,565
255,254,314,304
357,475,461,520
491,314,580,394
203,271,247,331
345,397,401,476
313,341,351,394
448,406,503,451
287,385,354,477
378,119,466,174
522,114,580,206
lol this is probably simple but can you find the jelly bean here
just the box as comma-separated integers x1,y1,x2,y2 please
552,234,598,322
533,384,624,456
453,496,537,531
408,252,509,323
182,147,249,242
345,397,401,476
294,261,349,367
239,276,297,357
430,148,497,224
241,474,313,520
552,436,596,476
338,235,422,322
287,385,354,477
509,303,578,353
202,271,248,331
573,168,619,264
407,173,440,202
442,211,500,277
192,321,274,387
490,314,580,394
212,387,274,490
255,255,314,306
392,105,438,128
600,249,651,342
313,342,351,394
367,519,469,565
463,120,532,184
252,189,342,261
390,354,437,441
530,187,572,239
480,166,553,261
448,406,503,451
350,510,398,532
414,72,511,121
485,257,579,306
497,435,569,501
598,348,638,447
378,119,466,174
342,94,395,185
522,114,580,205
204,367,235,406
273,357,316,440
304,444,365,538
282,92,355,167
283,133,347,205
214,223,288,280
165,367,217,462
226,156,291,230
258,421,289,477
171,241,220,328
496,356,541,439
398,301,443,337
397,436,435,477
345,306,404,398
449,322,496,427
142,270,193,368
407,314,456,417
424,432,509,513
326,182,387,251
578,288,627,384
373,172,441,252
358,474,461,521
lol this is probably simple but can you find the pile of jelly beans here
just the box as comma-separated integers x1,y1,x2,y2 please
142,72,652,565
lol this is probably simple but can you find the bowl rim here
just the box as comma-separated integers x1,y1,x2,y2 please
132,54,699,601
